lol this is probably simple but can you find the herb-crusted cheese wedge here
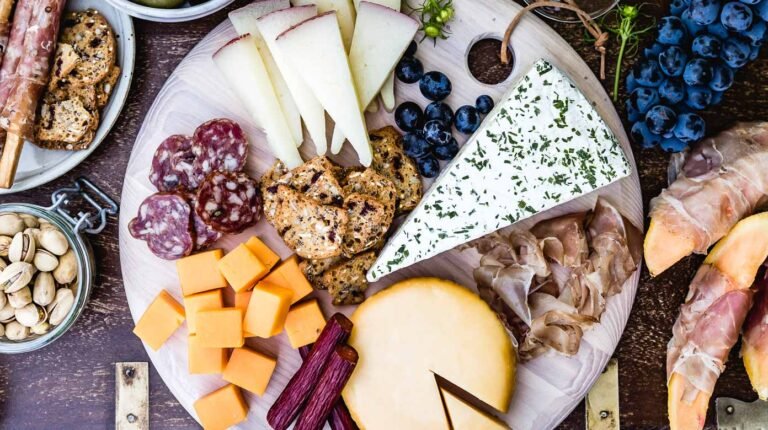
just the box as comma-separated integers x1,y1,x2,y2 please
367,59,631,282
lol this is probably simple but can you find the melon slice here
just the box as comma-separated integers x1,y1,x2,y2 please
667,373,708,430
704,212,768,288
644,218,696,277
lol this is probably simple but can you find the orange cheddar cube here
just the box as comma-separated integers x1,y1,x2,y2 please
244,283,293,338
177,250,228,296
184,290,224,334
218,244,269,293
259,255,312,304
188,334,228,374
222,347,277,396
245,236,280,270
233,291,258,338
284,300,327,348
196,308,244,348
133,290,185,351
194,384,248,430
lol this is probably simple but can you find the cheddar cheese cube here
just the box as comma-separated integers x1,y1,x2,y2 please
234,291,258,338
218,244,269,293
184,290,224,334
222,347,277,396
244,283,293,338
177,250,228,296
194,384,248,430
284,300,326,348
196,308,244,348
133,290,185,351
245,236,280,270
188,334,228,374
259,255,312,304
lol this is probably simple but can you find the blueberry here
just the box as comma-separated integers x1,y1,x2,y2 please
634,60,665,87
419,71,452,101
631,121,663,148
750,44,761,60
394,102,424,132
659,78,686,104
709,62,734,91
404,40,418,57
433,137,459,160
628,87,661,113
743,19,767,45
659,45,689,76
645,105,678,135
657,16,689,44
756,0,768,21
644,42,665,58
689,0,722,25
673,112,707,142
739,0,760,4
402,132,432,158
475,95,495,114
423,120,452,145
721,2,753,31
396,57,424,83
721,36,752,68
711,89,725,104
416,155,440,178
424,101,454,127
454,105,482,134
685,86,713,109
626,102,642,122
682,9,707,35
626,70,639,92
671,0,688,15
683,58,714,85
706,22,730,39
692,34,722,58
660,136,689,152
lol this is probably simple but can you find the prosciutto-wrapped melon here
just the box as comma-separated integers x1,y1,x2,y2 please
645,122,768,276
667,212,768,430
742,273,768,400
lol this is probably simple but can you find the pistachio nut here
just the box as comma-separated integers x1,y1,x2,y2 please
30,321,49,335
5,321,28,340
0,323,5,337
33,249,58,272
38,226,68,256
9,231,35,263
23,228,40,243
37,217,50,226
0,291,5,309
7,286,32,309
0,303,14,323
0,261,35,293
15,303,45,327
48,288,74,326
32,272,55,306
0,258,7,271
0,236,11,257
53,250,77,285
0,214,25,237
19,214,38,229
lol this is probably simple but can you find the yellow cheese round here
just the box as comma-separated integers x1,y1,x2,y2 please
343,278,516,430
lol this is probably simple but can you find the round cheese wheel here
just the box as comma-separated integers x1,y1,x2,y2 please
343,277,516,429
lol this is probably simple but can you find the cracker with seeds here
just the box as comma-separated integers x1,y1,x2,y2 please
320,251,376,305
370,126,423,213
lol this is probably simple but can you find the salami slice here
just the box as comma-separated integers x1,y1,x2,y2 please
149,135,200,191
192,118,248,177
128,193,195,260
184,193,223,250
195,171,262,234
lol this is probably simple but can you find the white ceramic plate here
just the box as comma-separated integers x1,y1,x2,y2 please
104,0,236,23
0,0,135,195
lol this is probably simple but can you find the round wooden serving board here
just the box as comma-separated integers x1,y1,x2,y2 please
118,0,642,428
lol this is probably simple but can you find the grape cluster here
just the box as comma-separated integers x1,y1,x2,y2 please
627,0,767,151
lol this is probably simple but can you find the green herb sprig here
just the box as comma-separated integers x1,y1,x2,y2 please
600,4,655,101
412,0,455,42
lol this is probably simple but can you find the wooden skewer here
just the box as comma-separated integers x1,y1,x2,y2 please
0,130,21,187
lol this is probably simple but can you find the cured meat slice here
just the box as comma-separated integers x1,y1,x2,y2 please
128,193,195,260
195,171,262,234
149,135,199,191
0,0,35,108
184,193,222,251
192,118,248,177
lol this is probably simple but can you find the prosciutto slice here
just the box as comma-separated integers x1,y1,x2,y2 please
0,0,35,108
742,272,768,399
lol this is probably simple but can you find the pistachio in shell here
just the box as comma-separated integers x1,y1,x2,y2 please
30,321,49,335
0,323,5,337
23,228,40,243
0,261,35,293
7,286,32,309
32,272,55,306
9,231,35,263
33,249,58,272
0,303,14,323
15,303,45,327
0,214,25,237
0,292,5,309
0,258,8,271
47,288,74,326
53,250,77,285
19,214,38,229
5,321,28,340
38,225,68,256
0,236,11,257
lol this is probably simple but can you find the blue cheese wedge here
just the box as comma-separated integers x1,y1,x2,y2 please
367,59,631,282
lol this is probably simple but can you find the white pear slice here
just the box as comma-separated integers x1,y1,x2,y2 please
330,1,418,154
229,1,304,146
276,12,372,166
291,0,356,51
213,35,303,169
257,6,329,155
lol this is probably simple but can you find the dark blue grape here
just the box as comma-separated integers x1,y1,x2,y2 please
685,86,713,109
404,40,418,57
743,19,767,45
659,78,686,104
423,120,451,145
634,60,665,87
756,0,768,21
721,2,753,31
671,0,688,15
657,16,689,44
673,112,707,142
706,22,730,38
645,105,678,134
626,102,642,122
394,102,424,132
475,95,494,114
631,122,663,148
691,34,722,58
628,87,661,113
416,155,440,178
424,101,454,127
709,62,734,91
454,105,482,134
626,70,638,92
644,42,665,58
721,36,752,68
660,136,689,152
659,45,689,76
396,57,424,83
690,0,722,25
682,9,707,35
433,138,459,160
683,58,714,85
402,132,431,158
419,71,452,101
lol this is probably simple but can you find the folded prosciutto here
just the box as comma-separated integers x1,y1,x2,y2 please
742,272,768,400
646,122,768,276
472,198,641,361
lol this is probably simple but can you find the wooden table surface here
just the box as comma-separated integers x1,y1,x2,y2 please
0,0,764,428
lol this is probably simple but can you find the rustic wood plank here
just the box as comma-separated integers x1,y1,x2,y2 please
115,362,149,430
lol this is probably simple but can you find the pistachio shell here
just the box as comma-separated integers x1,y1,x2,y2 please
23,228,40,244
33,249,58,272
7,286,32,309
0,261,35,293
47,288,74,326
9,231,35,263
53,250,77,285
0,258,8,271
0,323,5,337
0,303,14,323
32,272,55,306
5,321,28,340
0,292,5,309
19,214,39,229
0,235,11,257
30,321,49,335
0,214,25,237
38,227,68,256
15,303,45,327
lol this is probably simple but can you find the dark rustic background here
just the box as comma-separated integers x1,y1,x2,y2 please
0,0,764,428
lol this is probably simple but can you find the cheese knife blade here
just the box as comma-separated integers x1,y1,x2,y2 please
716,397,768,430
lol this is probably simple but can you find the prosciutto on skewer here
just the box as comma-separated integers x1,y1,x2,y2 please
645,122,768,276
0,0,35,108
742,271,768,400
